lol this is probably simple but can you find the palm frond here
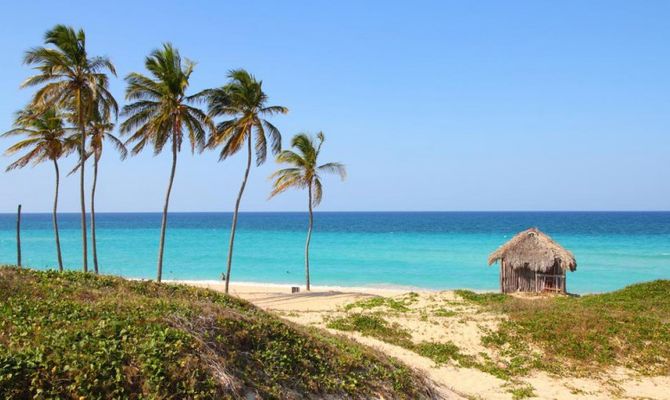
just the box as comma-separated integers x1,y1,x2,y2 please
206,69,286,163
290,133,316,162
106,133,128,159
4,138,43,155
269,168,305,198
260,105,289,116
275,150,306,167
318,162,347,180
254,123,268,165
6,147,44,171
262,120,282,155
312,178,323,206
217,127,247,160
89,56,117,76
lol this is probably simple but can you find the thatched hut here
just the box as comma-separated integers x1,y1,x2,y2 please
488,228,576,294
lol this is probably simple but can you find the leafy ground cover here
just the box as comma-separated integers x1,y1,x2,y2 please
0,267,438,399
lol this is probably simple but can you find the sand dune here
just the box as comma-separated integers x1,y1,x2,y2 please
178,281,670,400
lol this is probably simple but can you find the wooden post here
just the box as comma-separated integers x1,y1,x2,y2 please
16,204,21,267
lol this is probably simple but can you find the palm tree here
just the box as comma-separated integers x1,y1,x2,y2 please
22,25,117,272
206,69,288,294
120,43,213,282
87,109,127,274
269,132,346,291
2,108,73,271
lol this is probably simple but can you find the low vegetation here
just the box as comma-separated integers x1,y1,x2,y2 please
344,292,419,313
327,314,414,348
325,281,669,399
453,290,508,306
0,267,438,399
507,383,536,400
458,280,670,376
327,315,480,372
326,312,534,387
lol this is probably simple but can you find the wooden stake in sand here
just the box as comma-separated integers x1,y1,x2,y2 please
16,204,22,267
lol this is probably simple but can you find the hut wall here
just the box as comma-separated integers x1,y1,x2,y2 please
500,260,567,293
500,260,535,293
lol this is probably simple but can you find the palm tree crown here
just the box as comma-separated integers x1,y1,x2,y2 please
88,110,127,162
120,43,212,154
23,25,117,123
270,132,346,204
2,108,72,169
69,108,127,170
206,69,288,164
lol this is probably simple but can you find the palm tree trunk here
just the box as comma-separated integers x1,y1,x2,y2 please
157,138,178,283
77,89,88,272
224,135,252,294
53,160,63,272
91,155,99,274
305,184,314,291
16,204,21,267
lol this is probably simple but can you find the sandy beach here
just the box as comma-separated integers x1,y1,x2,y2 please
176,280,670,400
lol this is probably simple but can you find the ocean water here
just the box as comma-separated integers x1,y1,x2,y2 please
0,212,668,293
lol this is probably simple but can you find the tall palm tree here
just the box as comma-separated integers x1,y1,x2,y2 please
206,69,288,294
2,108,73,271
269,132,346,291
22,24,117,272
120,43,213,282
87,109,127,274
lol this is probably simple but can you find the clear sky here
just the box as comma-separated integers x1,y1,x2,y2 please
0,1,668,212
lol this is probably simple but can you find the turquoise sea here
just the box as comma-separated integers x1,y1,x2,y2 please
0,212,668,293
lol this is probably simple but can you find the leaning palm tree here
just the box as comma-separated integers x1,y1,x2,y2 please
120,43,213,282
22,25,117,272
269,132,346,291
206,69,288,293
2,108,73,271
86,109,127,274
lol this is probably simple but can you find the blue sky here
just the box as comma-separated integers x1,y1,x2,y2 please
0,1,668,212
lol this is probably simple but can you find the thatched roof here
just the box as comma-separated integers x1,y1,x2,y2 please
488,228,577,272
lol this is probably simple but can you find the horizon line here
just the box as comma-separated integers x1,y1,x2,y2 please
2,210,669,214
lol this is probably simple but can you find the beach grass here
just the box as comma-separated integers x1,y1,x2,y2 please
0,266,437,399
326,281,670,386
458,280,670,376
327,314,480,371
327,313,414,348
342,292,420,314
